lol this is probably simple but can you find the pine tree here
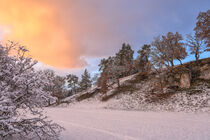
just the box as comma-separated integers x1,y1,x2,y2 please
116,43,134,76
79,69,92,91
92,73,99,85
98,43,134,91
137,44,151,72
67,74,79,94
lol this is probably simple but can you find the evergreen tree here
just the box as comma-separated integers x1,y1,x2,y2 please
116,43,134,64
137,44,151,72
67,74,79,94
79,69,92,91
98,43,134,92
92,73,99,85
115,43,134,76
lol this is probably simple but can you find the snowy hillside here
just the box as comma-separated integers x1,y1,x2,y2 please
59,58,210,113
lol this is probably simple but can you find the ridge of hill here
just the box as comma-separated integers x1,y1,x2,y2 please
58,58,210,113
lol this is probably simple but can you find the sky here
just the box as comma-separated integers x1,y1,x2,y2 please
0,0,209,76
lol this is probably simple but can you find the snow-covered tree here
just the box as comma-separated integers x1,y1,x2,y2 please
98,44,134,92
92,73,99,86
42,69,66,103
107,56,125,87
79,69,92,91
0,42,63,139
52,75,66,99
98,56,126,91
66,74,79,94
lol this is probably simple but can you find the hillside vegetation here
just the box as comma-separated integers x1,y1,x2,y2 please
59,58,210,113
55,10,210,112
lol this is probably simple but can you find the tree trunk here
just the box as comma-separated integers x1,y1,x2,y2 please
195,52,199,62
117,78,120,88
195,55,199,62
195,47,199,65
170,61,174,67
178,58,182,65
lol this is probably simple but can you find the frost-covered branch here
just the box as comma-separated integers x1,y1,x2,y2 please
0,42,63,139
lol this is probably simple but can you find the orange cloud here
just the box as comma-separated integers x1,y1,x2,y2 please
0,0,86,68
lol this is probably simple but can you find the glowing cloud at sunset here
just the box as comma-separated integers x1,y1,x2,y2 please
0,0,86,68
0,0,209,71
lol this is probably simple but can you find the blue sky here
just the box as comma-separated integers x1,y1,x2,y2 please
0,0,209,77
74,0,210,76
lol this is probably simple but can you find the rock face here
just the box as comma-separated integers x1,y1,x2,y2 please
180,73,191,88
200,69,210,80
199,64,210,80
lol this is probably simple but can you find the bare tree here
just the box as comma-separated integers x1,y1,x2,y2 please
186,33,204,62
151,32,187,69
97,70,108,94
194,10,210,49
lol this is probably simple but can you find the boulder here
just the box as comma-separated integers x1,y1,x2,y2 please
180,72,191,88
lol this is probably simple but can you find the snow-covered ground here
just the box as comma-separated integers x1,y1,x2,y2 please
52,71,210,140
60,72,210,113
46,105,210,140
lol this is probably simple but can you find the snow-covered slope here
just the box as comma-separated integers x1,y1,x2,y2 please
59,58,210,113
59,75,210,113
106,81,210,112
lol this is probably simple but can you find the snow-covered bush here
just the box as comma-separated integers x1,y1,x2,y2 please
42,69,67,103
0,42,63,139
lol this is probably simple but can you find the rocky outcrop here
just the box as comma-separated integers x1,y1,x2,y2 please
164,58,210,89
179,73,191,88
164,70,191,89
199,64,210,80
